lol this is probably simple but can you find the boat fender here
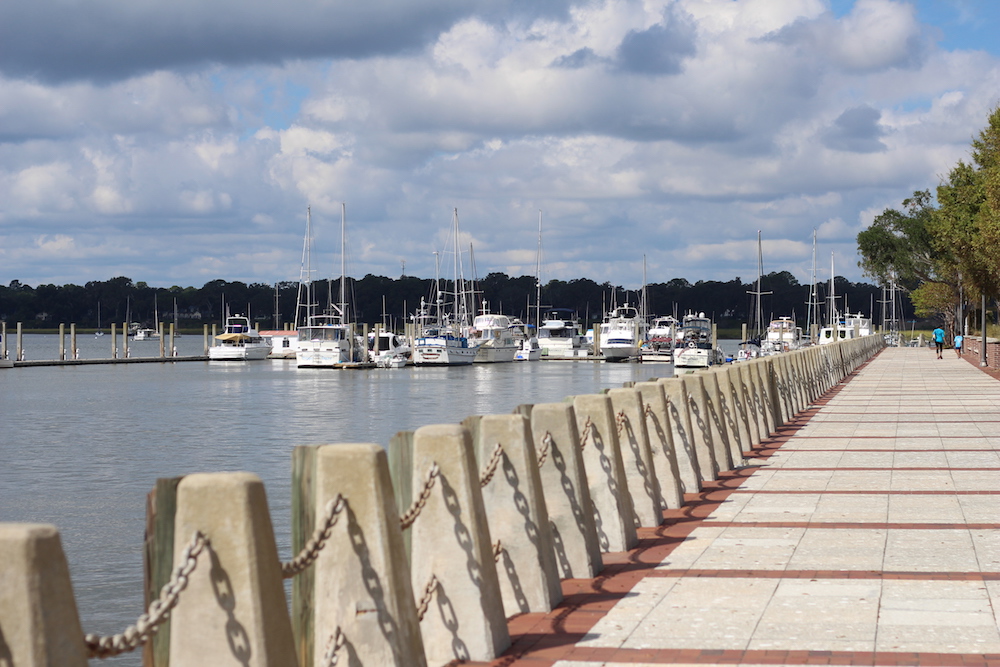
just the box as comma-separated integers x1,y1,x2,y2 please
688,341,696,348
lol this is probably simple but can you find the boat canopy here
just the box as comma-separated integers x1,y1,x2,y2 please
216,332,252,341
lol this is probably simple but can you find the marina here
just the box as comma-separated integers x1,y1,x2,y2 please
0,339,757,665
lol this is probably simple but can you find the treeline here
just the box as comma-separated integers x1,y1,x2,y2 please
1,271,907,331
857,106,1000,335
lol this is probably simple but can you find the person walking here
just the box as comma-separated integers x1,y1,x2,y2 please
955,333,964,357
933,326,945,359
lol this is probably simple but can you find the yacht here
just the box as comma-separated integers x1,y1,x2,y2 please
641,315,677,361
673,312,725,369
208,315,272,360
469,307,517,363
537,308,589,358
296,313,362,367
599,303,646,362
761,317,804,354
819,312,872,345
509,319,541,361
369,330,411,368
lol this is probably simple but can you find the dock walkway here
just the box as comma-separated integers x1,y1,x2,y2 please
477,347,1000,666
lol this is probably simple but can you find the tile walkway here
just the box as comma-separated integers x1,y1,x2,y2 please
468,347,1000,666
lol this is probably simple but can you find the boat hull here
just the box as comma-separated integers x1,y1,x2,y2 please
673,347,723,368
413,338,478,366
473,344,518,363
208,344,271,361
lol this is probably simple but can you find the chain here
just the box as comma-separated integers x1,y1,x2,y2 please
536,431,554,468
282,494,347,578
322,627,346,667
84,531,209,659
492,540,503,562
644,403,654,419
579,416,593,449
416,574,440,622
615,410,628,435
400,462,440,530
479,442,504,487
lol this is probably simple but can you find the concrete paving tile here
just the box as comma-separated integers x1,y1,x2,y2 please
889,470,955,491
649,578,779,609
887,494,964,523
756,470,832,491
655,526,727,569
701,492,753,521
767,451,845,468
787,528,887,570
959,496,1000,523
686,527,804,570
812,494,889,522
883,529,979,572
826,470,892,490
890,451,950,467
890,436,945,448
952,470,1000,491
620,609,762,649
970,530,1000,571
882,579,991,600
947,450,1000,467
747,636,876,652
875,625,1000,653
726,493,822,522
837,451,894,467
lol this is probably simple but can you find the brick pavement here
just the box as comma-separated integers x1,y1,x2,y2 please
465,347,1000,667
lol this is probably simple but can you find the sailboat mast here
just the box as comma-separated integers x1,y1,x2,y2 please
535,210,542,330
295,206,315,329
339,202,347,319
806,228,817,339
828,252,836,327
755,231,763,337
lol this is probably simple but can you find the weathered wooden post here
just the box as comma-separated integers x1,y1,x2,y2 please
159,323,165,358
0,523,88,666
17,322,23,361
70,323,78,360
111,323,117,359
169,323,176,357
1,321,7,360
59,323,66,361
122,323,130,358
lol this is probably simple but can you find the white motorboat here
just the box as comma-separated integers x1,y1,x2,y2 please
820,312,872,345
641,315,677,361
761,317,804,354
537,308,589,358
509,319,541,361
208,315,272,360
132,327,159,341
469,307,517,363
673,312,725,369
599,304,646,362
370,330,411,368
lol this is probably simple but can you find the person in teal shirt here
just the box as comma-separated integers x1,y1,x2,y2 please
933,327,945,359
954,333,964,357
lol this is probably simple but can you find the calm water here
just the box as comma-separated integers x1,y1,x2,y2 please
0,334,738,665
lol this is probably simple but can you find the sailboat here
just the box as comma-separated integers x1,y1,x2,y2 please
297,203,363,368
95,302,105,337
133,294,161,340
412,209,478,366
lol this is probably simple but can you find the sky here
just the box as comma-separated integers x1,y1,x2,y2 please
2,0,1000,290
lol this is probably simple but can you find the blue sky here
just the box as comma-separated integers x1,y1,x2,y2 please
2,0,1000,290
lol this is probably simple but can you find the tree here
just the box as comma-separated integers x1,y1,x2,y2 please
857,190,941,289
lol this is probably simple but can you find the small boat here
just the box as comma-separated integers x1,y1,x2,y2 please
537,308,589,358
509,319,541,361
132,327,160,341
820,312,873,344
469,307,518,363
641,315,677,361
673,312,725,369
370,330,411,368
599,303,647,362
209,315,272,360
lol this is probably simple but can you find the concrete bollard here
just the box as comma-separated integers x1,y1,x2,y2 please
572,394,638,552
0,523,88,666
736,362,763,448
750,360,777,437
523,402,603,579
658,377,709,486
476,414,563,614
409,424,509,666
681,374,730,474
170,472,297,667
293,444,425,667
718,366,753,456
698,370,736,470
709,367,747,466
607,388,662,527
633,382,684,509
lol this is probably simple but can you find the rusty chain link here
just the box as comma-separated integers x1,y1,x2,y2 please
85,531,209,659
536,431,554,468
400,462,440,530
479,442,504,487
416,574,440,622
579,416,593,449
644,403,654,420
615,410,628,435
282,494,347,578
322,627,346,667
492,540,503,562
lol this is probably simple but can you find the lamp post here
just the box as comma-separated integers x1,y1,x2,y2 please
981,293,988,367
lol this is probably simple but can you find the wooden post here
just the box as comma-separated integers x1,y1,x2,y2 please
111,323,117,359
159,322,165,358
143,477,183,667
123,323,129,358
204,324,210,355
59,323,65,361
169,323,176,357
70,323,77,360
1,321,6,360
17,322,23,361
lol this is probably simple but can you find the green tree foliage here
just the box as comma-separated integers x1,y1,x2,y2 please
857,190,941,289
